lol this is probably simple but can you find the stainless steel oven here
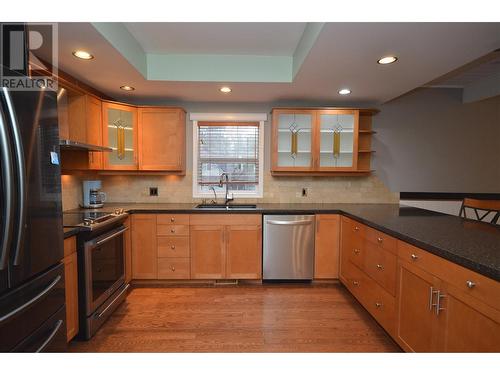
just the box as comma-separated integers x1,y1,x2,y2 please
83,225,127,315
76,216,129,339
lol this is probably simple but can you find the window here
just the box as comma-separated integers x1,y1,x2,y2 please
192,114,266,198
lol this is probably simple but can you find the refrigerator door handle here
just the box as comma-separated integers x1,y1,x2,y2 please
0,93,15,271
35,319,63,353
1,88,27,266
0,274,61,324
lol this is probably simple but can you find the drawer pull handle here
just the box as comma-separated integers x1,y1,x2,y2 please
466,280,476,289
352,281,359,286
411,254,418,261
170,217,175,222
170,229,175,233
353,249,360,255
354,226,359,231
171,245,175,250
170,266,175,272
375,302,382,308
376,264,383,270
377,237,383,243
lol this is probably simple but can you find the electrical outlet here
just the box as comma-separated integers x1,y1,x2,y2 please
149,187,158,196
302,188,308,197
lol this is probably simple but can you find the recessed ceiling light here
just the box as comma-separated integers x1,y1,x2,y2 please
377,56,398,65
338,88,351,95
120,85,135,91
72,50,94,60
220,87,232,93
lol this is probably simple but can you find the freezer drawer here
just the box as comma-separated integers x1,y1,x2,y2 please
11,305,67,352
0,262,65,351
263,215,315,280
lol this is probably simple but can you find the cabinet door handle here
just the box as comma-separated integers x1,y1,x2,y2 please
354,226,359,231
375,302,382,308
352,281,359,286
377,237,383,243
376,264,383,270
170,266,175,272
429,286,439,311
170,228,175,233
436,290,446,315
466,280,476,289
353,248,360,255
411,254,418,261
171,245,175,250
170,217,175,222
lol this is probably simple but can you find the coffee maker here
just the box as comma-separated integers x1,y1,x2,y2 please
82,180,107,209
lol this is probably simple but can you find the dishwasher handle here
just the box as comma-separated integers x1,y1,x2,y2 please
266,219,313,226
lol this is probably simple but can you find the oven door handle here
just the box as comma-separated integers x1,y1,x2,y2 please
95,227,128,247
97,283,130,318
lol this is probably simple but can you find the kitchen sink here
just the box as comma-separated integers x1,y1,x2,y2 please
195,204,257,210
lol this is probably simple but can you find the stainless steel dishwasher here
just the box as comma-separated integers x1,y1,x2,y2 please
263,215,315,280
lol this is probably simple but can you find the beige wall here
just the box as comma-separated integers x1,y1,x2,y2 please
61,172,398,209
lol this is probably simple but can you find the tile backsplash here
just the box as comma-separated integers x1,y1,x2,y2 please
61,172,398,210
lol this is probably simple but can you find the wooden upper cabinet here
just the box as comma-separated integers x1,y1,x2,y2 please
131,214,157,279
271,108,375,175
314,214,340,279
138,107,186,171
86,96,103,169
225,225,262,279
271,109,316,172
102,101,138,170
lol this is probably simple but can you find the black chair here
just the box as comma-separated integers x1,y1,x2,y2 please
459,198,500,225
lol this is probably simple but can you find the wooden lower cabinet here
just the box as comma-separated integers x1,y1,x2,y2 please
63,237,78,342
190,215,262,280
341,217,500,353
397,260,441,352
226,225,262,279
190,225,226,279
131,214,157,279
314,214,340,279
439,285,500,352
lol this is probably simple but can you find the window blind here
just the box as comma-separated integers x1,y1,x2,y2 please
197,122,259,192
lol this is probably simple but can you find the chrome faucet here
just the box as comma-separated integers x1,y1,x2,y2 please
219,173,233,205
209,186,217,204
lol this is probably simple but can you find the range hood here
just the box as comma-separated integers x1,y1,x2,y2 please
59,139,113,152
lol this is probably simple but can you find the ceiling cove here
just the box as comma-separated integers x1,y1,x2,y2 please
91,22,324,83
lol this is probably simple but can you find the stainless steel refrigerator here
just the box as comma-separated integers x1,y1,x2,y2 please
0,24,66,352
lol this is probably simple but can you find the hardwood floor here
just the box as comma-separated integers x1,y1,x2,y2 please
70,284,401,352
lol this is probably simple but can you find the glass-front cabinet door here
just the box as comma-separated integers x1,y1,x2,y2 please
318,110,358,170
272,110,315,171
102,102,138,170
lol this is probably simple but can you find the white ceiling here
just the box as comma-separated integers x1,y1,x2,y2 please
54,22,500,105
124,22,307,55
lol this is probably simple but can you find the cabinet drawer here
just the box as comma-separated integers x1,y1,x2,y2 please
346,239,365,270
363,242,397,296
157,214,190,225
158,237,190,258
342,260,396,335
364,226,397,255
157,224,190,236
158,258,190,279
398,241,500,311
341,216,366,238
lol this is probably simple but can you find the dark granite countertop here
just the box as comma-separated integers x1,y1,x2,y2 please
63,227,80,239
64,203,500,281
